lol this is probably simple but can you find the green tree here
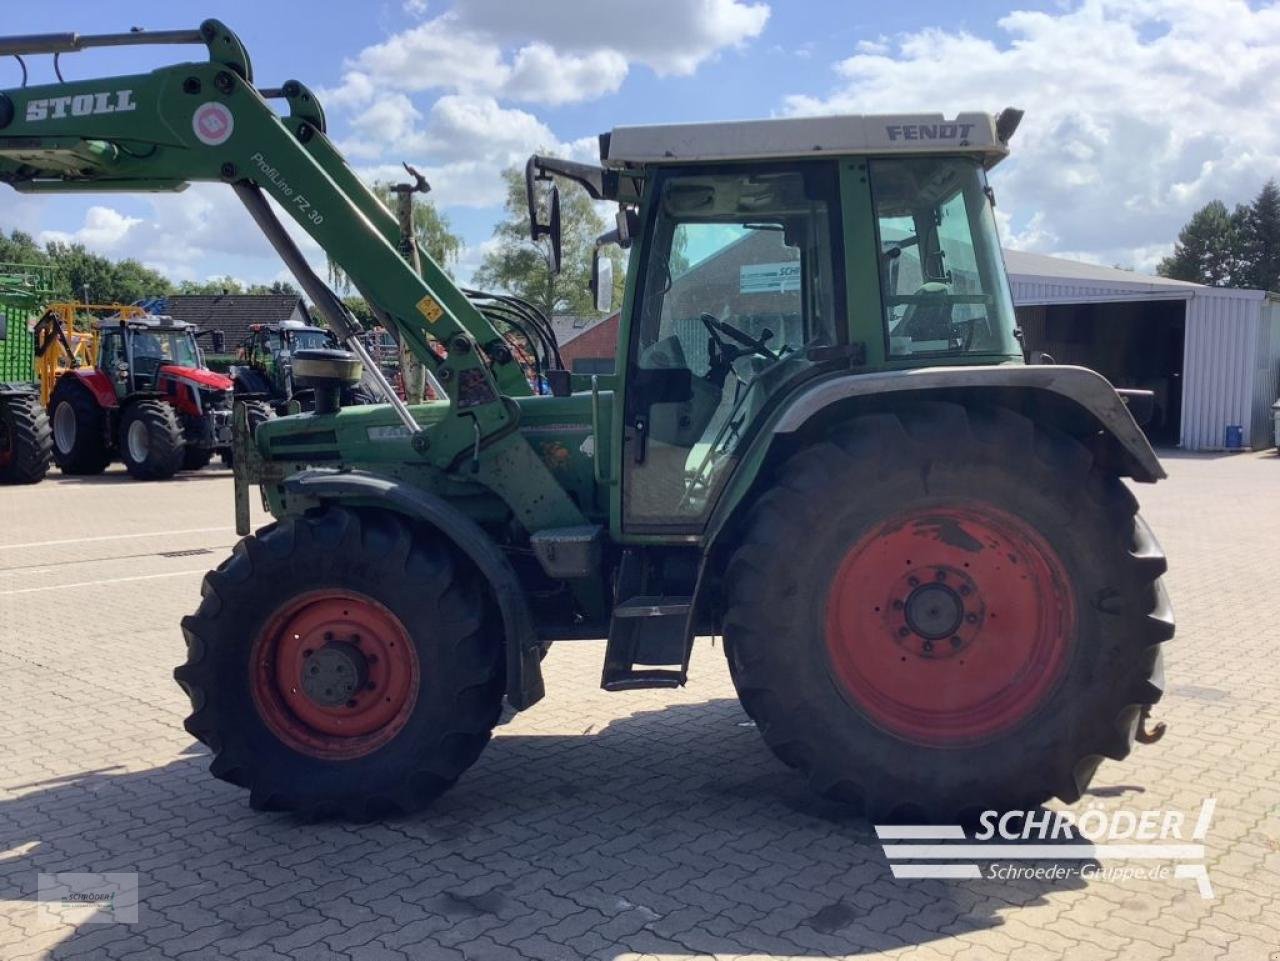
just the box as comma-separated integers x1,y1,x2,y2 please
472,166,624,318
326,182,462,293
0,230,52,268
1157,200,1240,285
1238,179,1280,292
44,241,172,303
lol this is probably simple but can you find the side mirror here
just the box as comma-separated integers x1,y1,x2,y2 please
524,157,562,275
590,253,613,314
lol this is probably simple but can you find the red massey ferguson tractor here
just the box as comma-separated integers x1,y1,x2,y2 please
40,307,236,480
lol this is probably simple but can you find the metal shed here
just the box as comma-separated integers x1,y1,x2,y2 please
1004,249,1280,451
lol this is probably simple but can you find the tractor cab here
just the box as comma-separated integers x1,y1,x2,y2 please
97,314,205,395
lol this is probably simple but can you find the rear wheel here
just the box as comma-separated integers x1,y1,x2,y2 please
49,377,111,475
175,507,504,818
119,400,184,480
221,400,273,468
0,393,52,484
722,402,1173,821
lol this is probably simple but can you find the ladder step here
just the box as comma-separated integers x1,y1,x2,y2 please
613,595,692,618
601,669,685,692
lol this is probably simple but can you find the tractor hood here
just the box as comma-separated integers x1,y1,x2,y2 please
160,365,233,391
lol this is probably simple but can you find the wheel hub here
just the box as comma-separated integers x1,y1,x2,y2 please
894,567,982,658
824,502,1076,746
249,590,419,759
300,641,368,707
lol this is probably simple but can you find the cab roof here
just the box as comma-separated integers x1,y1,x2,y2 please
93,313,191,330
601,110,1018,169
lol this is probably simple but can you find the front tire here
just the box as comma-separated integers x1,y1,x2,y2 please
49,377,111,475
0,394,53,484
119,400,184,480
175,508,504,818
722,402,1173,821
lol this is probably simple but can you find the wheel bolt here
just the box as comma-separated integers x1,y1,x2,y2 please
892,599,904,610
350,634,361,645
935,570,946,581
303,648,313,658
965,613,978,624
898,627,910,637
323,632,334,641
366,681,376,691
950,635,963,648
907,576,920,587
345,699,357,709
922,639,934,653
959,585,971,596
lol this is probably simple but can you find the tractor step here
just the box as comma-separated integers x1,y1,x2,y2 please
601,593,693,691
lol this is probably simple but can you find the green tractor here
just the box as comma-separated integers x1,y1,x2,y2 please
230,319,377,414
0,23,1173,820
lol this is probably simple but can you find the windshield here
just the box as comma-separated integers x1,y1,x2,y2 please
287,329,336,351
869,156,1020,359
131,330,200,368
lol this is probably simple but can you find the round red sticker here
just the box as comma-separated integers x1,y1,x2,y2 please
192,102,234,146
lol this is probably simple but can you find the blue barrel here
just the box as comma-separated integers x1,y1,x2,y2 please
1224,424,1244,449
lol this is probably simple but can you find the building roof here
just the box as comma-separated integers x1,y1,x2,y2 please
158,294,310,349
1003,248,1202,291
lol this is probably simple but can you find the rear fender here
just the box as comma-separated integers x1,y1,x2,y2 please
701,364,1165,605
66,369,118,409
281,469,544,711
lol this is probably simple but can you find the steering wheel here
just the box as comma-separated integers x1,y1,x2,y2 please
699,313,778,362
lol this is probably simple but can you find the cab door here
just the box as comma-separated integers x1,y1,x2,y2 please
618,162,845,534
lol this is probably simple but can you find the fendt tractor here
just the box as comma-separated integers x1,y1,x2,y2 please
0,23,1173,820
33,302,235,479
230,319,376,414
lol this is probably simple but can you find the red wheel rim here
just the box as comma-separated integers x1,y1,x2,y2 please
824,502,1075,747
250,590,419,759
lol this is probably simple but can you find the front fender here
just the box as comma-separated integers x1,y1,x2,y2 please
282,469,544,711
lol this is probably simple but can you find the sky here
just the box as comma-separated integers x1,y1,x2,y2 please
2,0,1277,289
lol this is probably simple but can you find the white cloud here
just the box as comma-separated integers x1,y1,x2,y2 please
451,0,769,75
506,44,629,105
40,206,141,252
785,0,1280,271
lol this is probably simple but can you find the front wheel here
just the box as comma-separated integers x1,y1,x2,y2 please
175,508,504,818
119,400,185,480
722,402,1173,821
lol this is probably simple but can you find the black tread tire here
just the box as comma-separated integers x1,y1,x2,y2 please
344,383,380,407
0,393,53,484
48,377,111,475
119,400,185,481
182,446,214,471
722,401,1173,822
175,507,504,818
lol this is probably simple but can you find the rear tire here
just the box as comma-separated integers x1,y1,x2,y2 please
175,508,504,818
221,400,273,468
0,394,53,484
49,377,111,475
722,402,1173,821
119,400,184,480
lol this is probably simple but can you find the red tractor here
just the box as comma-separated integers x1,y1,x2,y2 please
38,305,235,480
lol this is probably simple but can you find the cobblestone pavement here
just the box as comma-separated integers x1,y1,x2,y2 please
1,454,1278,961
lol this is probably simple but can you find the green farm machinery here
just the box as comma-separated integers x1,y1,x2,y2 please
0,22,1172,819
0,262,54,484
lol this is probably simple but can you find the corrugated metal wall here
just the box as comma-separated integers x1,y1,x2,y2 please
1180,292,1267,450
1250,299,1280,447
1009,269,1277,451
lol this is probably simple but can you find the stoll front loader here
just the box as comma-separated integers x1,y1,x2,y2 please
0,22,1172,820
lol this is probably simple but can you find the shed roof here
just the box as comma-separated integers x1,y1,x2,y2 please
1003,249,1202,291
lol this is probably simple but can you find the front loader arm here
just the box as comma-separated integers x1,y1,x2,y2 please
0,19,533,433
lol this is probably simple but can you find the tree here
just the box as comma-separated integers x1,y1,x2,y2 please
472,166,624,318
1157,200,1240,285
326,182,462,293
44,241,172,303
1238,179,1280,292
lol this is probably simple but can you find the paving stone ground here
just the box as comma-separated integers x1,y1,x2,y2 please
0,453,1278,960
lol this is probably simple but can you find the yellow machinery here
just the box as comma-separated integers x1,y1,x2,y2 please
32,303,147,406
